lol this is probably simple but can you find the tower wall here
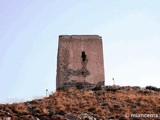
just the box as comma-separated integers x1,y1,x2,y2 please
56,35,105,88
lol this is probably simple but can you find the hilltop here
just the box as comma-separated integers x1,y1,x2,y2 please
0,83,160,120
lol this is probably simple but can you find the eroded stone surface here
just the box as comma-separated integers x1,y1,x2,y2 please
56,35,105,88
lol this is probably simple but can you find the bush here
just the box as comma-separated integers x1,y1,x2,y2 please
88,107,95,112
145,86,160,92
56,86,67,91
55,110,65,115
75,82,84,89
105,86,118,92
92,85,102,91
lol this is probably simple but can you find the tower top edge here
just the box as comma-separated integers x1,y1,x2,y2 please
59,35,102,39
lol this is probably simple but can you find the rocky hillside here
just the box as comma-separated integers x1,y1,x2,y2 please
0,83,160,120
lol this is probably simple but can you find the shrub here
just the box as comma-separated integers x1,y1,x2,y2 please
55,110,65,115
56,86,67,91
75,82,84,89
145,86,160,92
105,86,118,92
88,107,95,112
92,85,102,91
14,104,29,115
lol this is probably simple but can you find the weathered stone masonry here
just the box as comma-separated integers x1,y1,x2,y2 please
56,35,105,88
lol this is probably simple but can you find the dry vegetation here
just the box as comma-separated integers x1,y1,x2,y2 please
0,85,160,120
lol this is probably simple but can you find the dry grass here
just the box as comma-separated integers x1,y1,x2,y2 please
0,85,160,119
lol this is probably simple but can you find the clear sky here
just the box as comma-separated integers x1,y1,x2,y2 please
1,0,160,103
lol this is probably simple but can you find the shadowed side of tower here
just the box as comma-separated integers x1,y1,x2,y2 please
56,35,105,88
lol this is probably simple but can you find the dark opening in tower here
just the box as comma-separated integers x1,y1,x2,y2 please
81,51,86,62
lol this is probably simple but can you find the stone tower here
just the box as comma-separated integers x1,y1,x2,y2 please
56,35,105,88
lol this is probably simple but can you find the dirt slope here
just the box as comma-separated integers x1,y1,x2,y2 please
0,84,160,120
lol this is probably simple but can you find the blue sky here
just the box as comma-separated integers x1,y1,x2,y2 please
1,0,160,103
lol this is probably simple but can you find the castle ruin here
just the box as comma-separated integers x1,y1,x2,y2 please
56,35,105,88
